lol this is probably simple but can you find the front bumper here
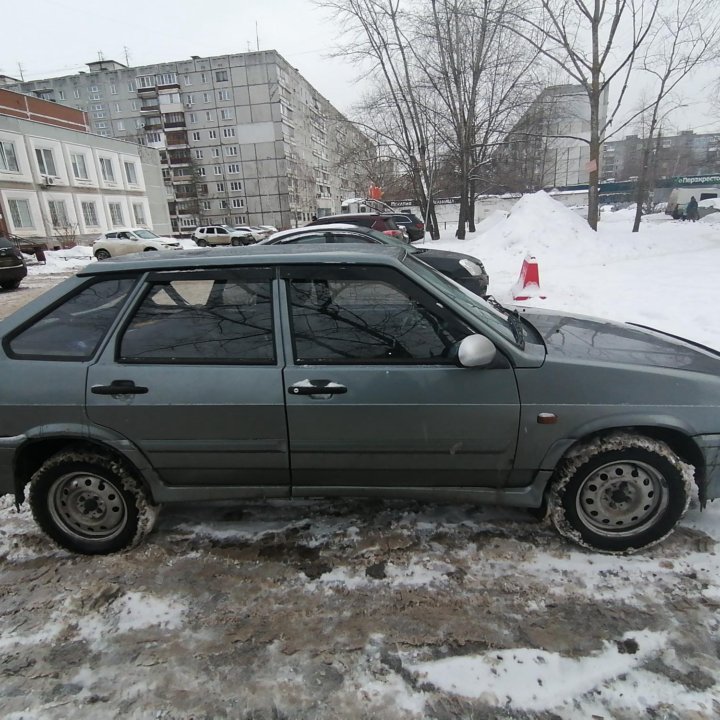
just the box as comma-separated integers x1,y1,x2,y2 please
0,264,28,283
695,434,720,503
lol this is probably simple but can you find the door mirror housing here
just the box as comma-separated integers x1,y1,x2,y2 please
456,334,496,368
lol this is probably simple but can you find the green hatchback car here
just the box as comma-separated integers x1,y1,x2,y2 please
1,246,719,554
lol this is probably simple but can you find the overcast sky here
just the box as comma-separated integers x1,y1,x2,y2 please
2,0,717,136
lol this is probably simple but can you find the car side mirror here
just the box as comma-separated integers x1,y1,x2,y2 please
456,334,496,368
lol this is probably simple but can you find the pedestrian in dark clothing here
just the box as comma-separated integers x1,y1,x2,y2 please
686,196,699,222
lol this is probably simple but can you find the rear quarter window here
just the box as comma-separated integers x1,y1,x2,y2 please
6,278,136,361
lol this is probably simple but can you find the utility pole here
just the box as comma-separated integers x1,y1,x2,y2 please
255,22,260,51
123,46,131,66
17,63,24,81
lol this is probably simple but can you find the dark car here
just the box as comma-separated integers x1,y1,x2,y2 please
0,237,28,290
389,212,426,241
1,245,719,556
262,224,489,297
306,213,406,240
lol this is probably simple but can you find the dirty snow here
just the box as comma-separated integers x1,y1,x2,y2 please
1,194,720,718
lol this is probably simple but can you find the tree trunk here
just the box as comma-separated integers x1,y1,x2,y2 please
468,176,476,232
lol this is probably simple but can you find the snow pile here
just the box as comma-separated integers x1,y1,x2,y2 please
700,211,720,224
27,245,94,275
699,197,719,208
473,209,508,234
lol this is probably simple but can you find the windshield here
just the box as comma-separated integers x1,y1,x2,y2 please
403,254,519,344
133,229,159,239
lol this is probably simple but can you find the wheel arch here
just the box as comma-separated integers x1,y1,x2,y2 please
13,427,160,506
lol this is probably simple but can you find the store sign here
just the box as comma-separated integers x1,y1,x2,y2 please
676,175,720,186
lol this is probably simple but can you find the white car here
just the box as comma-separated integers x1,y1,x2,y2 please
193,225,255,247
93,229,181,260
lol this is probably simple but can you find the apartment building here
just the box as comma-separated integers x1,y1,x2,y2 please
0,88,171,245
9,51,373,233
602,130,720,182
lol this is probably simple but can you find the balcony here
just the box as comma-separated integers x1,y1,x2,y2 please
140,102,160,114
137,85,157,96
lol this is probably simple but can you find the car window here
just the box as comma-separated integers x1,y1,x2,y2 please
217,228,228,235
0,237,12,249
206,228,215,235
134,230,159,239
6,278,136,360
119,270,275,364
281,232,330,245
286,266,470,364
105,232,117,239
330,233,378,244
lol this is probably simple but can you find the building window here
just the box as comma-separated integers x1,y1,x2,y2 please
124,161,139,185
214,165,222,175
117,120,125,131
35,148,57,177
215,70,228,82
231,198,244,209
137,75,154,88
0,141,19,172
73,88,80,99
233,215,245,224
58,90,65,100
96,122,107,129
114,102,121,112
216,182,225,191
188,113,197,124
8,199,34,228
82,201,99,226
227,163,240,173
191,131,201,141
99,131,110,137
131,100,139,111
128,81,136,92
219,199,228,209
218,89,230,101
185,94,194,105
89,94,101,101
195,149,204,159
146,131,162,143
91,103,103,111
70,153,89,180
99,157,116,182
221,109,234,121
90,85,98,92
201,200,211,211
223,127,236,138
93,112,105,119
133,203,147,225
110,84,117,95
156,72,177,86
48,200,69,227
203,92,210,103
108,202,124,226
225,146,238,156
208,130,217,139
183,75,192,86
201,72,207,83
211,148,220,158
205,111,214,122
230,181,242,191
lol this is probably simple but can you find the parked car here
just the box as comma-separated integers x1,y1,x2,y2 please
258,224,278,234
193,225,255,247
233,225,268,242
1,245,718,556
389,212,426,241
0,236,28,290
93,229,181,260
262,224,489,297
666,187,720,220
306,213,406,241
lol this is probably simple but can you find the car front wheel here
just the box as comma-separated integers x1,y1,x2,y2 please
549,434,692,553
29,449,159,554
1,278,22,290
94,249,111,261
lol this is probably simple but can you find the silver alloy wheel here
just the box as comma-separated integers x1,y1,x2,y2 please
95,249,111,260
575,460,668,537
48,472,128,541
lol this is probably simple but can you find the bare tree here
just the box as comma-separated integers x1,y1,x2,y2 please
629,0,720,231
507,0,661,230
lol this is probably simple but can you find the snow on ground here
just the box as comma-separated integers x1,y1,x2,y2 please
2,195,720,718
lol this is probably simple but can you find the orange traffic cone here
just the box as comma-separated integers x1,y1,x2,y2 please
512,255,546,301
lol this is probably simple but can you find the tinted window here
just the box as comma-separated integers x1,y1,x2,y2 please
119,270,275,364
287,267,470,364
0,237,12,249
7,278,136,360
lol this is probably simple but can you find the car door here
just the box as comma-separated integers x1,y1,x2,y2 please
280,264,520,490
86,267,290,491
115,231,137,256
215,227,230,245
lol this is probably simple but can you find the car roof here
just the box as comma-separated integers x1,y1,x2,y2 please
267,223,371,241
77,244,408,276
315,213,394,220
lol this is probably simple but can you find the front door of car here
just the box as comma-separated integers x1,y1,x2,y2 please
215,228,230,244
86,268,290,490
115,232,137,256
280,265,520,489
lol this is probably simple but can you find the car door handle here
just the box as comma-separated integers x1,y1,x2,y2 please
91,380,149,396
288,380,347,396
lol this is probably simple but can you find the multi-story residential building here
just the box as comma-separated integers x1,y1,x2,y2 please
496,84,608,191
0,88,171,245
601,130,720,182
8,51,373,233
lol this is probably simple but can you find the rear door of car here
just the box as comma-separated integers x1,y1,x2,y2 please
86,267,290,492
280,263,520,490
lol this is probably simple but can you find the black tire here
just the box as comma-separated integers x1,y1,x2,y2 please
1,278,22,290
231,238,242,246
94,249,111,261
29,449,159,555
549,434,691,553
195,238,207,247
143,247,158,252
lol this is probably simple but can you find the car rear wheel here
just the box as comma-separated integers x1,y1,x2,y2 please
195,238,207,247
94,249,111,261
29,449,159,555
1,278,22,290
549,434,691,553
231,238,242,246
143,247,158,252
